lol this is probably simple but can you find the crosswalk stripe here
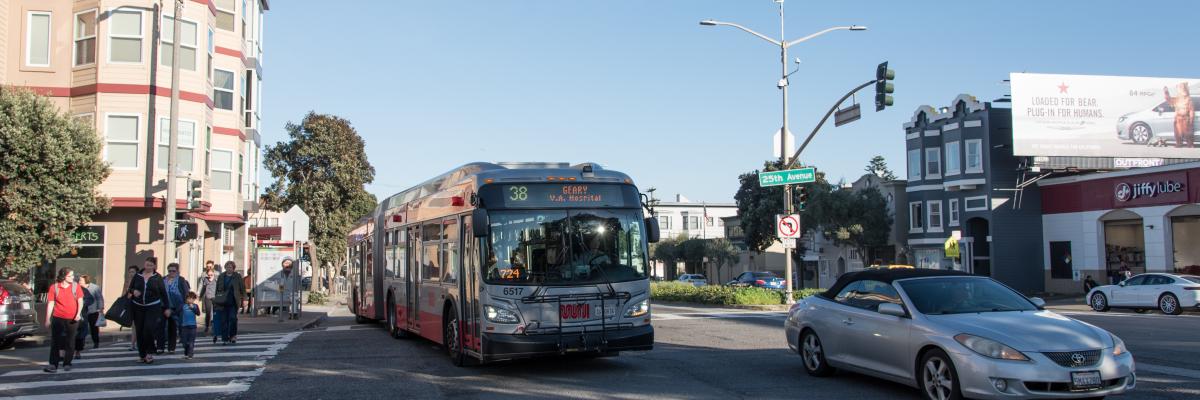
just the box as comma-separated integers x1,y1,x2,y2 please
0,360,266,378
0,369,263,391
69,350,281,365
81,345,276,357
101,333,285,348
0,382,251,400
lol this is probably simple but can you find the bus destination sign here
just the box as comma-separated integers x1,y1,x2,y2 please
500,184,625,208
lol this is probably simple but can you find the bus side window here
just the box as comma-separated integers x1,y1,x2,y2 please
442,218,459,283
422,222,441,282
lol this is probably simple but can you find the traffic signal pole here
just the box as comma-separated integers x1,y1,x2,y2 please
777,3,797,305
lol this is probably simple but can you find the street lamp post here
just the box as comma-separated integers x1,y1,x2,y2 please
164,0,184,267
701,0,865,304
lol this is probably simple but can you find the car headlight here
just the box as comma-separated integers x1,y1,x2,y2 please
954,334,1030,361
624,299,650,318
1118,116,1127,123
1111,333,1128,357
484,305,520,324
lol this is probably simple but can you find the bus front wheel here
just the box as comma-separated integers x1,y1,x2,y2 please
444,307,466,367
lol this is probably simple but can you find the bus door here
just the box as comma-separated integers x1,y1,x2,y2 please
405,226,419,332
461,215,481,352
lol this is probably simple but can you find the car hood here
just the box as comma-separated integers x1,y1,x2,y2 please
926,311,1109,352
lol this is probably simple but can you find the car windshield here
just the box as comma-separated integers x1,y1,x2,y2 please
1183,276,1200,284
484,209,647,285
899,277,1038,315
752,272,778,279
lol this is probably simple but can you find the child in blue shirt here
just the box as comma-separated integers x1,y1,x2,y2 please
181,291,200,359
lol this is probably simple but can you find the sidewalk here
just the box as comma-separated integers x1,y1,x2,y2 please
5,303,337,350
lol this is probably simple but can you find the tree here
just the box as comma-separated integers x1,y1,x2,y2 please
263,112,377,289
734,160,830,253
864,155,897,181
0,87,110,277
650,233,688,280
705,238,739,283
805,185,892,262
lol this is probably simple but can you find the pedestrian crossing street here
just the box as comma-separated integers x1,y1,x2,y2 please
0,331,302,399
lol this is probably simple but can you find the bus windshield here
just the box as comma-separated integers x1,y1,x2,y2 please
485,209,648,285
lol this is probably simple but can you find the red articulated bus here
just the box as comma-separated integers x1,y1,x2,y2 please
347,162,659,365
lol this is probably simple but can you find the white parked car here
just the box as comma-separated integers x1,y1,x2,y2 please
676,274,707,287
1087,273,1200,315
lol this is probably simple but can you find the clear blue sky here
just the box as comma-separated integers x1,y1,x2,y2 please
260,1,1199,203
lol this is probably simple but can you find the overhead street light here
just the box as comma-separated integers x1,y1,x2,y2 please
699,1,865,303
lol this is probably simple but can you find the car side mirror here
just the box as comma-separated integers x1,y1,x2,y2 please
472,208,489,237
878,303,906,318
645,217,660,243
1118,281,1126,287
1029,297,1046,309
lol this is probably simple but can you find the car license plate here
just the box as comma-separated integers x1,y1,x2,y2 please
560,303,591,320
1071,371,1102,390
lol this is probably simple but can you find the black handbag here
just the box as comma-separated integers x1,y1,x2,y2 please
104,297,133,327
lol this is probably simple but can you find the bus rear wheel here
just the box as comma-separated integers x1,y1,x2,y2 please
444,308,466,367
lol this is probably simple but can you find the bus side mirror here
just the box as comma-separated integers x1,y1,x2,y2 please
645,217,660,243
472,208,489,237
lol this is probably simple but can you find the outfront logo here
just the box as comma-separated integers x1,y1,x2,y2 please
1115,183,1132,202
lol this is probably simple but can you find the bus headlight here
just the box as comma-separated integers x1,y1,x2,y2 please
485,305,520,324
624,299,650,318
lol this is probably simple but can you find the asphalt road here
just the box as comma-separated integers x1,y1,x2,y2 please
1,305,1197,399
238,305,1200,400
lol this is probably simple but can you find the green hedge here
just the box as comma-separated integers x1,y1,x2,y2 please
651,281,823,306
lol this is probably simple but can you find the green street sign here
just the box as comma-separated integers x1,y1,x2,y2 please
759,167,816,187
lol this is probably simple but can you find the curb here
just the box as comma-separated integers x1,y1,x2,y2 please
300,313,326,330
654,301,791,312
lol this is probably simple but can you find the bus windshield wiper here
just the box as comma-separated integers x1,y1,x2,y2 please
591,261,618,297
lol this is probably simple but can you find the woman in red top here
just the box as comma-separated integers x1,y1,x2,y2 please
43,267,84,373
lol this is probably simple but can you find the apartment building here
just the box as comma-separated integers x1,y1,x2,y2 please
902,94,1045,293
1,0,267,304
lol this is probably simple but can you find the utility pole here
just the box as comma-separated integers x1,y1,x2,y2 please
164,0,184,265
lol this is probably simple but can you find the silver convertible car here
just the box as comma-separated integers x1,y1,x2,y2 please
785,269,1136,400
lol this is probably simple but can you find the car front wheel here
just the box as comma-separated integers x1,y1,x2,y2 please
1090,293,1110,312
920,349,963,400
1130,123,1152,144
800,330,834,377
1159,293,1182,315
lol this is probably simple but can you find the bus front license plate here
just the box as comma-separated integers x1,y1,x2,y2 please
560,303,591,320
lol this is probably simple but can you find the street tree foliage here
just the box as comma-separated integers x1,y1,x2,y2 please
734,160,830,253
734,159,890,261
650,234,738,281
0,87,110,277
263,112,377,273
804,185,893,261
864,155,897,180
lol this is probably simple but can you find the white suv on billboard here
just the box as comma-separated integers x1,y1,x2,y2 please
1116,97,1199,144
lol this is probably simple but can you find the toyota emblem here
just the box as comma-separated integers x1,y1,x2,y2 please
1071,353,1086,365
1115,183,1131,202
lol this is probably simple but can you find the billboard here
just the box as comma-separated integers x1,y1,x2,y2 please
1011,73,1199,158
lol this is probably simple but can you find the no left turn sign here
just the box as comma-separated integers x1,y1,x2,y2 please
777,214,801,239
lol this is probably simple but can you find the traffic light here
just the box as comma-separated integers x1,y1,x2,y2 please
875,61,895,112
187,178,203,210
796,186,809,211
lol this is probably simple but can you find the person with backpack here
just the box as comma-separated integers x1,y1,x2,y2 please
43,268,84,373
74,275,104,358
213,261,245,344
160,263,190,354
128,257,170,364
